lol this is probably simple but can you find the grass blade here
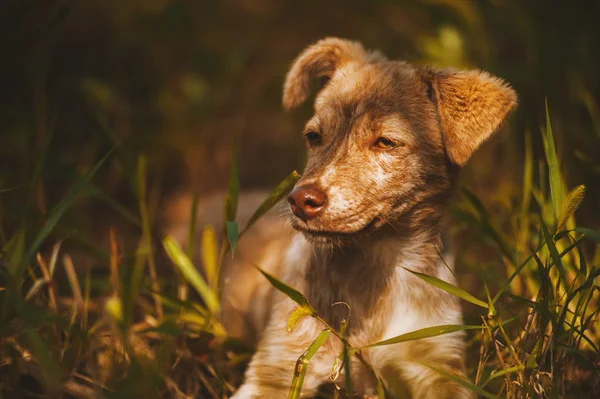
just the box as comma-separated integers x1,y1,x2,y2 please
376,377,386,399
288,329,331,399
201,225,218,291
541,100,564,222
186,191,200,259
574,227,600,243
255,265,315,313
540,217,568,292
481,365,525,388
3,228,26,278
224,136,239,224
403,268,488,308
163,236,219,314
241,171,301,235
225,221,238,257
362,325,482,348
420,363,501,399
218,136,240,269
25,147,116,269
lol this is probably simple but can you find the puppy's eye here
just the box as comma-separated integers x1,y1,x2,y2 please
373,137,398,150
304,131,322,146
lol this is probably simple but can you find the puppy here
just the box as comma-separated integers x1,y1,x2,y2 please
231,38,516,398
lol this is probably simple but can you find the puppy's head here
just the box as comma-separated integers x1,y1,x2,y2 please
284,38,516,245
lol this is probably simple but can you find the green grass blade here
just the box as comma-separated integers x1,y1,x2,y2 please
480,365,525,388
521,130,534,214
241,171,301,235
85,183,141,227
540,217,568,292
3,228,26,278
362,325,482,348
255,265,315,313
420,363,501,399
163,236,219,314
186,191,200,259
218,136,240,268
224,136,239,224
492,236,548,304
225,221,238,256
201,225,218,292
25,147,116,268
288,329,331,399
542,99,564,223
574,227,600,243
403,268,488,308
376,377,386,399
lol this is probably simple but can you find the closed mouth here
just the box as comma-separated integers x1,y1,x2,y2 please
291,216,381,239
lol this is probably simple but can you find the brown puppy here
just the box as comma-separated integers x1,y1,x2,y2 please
231,38,516,398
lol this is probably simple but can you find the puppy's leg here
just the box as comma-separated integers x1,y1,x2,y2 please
232,302,335,398
370,334,474,399
397,362,474,399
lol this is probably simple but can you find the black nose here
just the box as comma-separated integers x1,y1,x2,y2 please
288,184,327,221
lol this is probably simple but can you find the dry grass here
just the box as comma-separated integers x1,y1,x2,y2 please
1,106,599,399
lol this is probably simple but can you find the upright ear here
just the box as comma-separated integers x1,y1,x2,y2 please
422,68,517,166
283,38,372,110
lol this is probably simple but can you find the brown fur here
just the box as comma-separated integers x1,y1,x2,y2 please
230,38,516,398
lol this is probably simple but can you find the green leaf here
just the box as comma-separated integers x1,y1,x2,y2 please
575,227,600,243
480,365,525,388
163,236,219,314
557,185,586,231
3,228,26,278
224,136,239,223
403,268,488,308
420,363,501,399
540,217,568,291
186,191,200,259
242,171,301,235
363,324,482,348
226,221,239,257
201,225,218,290
541,100,564,223
25,147,116,270
255,265,315,312
376,378,386,399
288,329,331,399
492,236,548,305
85,183,141,227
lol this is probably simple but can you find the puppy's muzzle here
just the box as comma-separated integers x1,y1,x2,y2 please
288,184,327,221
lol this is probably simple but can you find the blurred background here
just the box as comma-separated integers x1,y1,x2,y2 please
0,0,598,311
2,0,599,241
1,1,600,397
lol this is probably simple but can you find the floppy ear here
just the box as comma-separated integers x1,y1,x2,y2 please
283,38,371,110
423,68,517,166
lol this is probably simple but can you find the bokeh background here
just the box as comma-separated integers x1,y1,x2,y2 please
2,0,599,240
2,1,600,398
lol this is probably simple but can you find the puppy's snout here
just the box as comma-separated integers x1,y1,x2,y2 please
288,185,327,221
